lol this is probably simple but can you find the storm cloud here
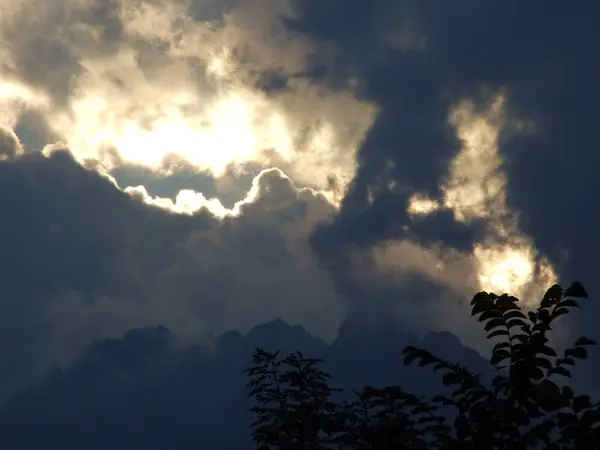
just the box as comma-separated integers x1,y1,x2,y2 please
0,0,598,404
0,150,344,400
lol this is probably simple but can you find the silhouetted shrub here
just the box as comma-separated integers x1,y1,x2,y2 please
247,282,600,449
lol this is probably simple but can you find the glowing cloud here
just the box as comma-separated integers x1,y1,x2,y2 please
407,193,440,216
50,71,296,175
443,95,508,224
0,0,376,206
402,93,557,305
472,239,558,302
444,95,557,301
121,167,335,220
1,0,552,306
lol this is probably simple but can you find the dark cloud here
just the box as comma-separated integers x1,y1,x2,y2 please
441,2,600,333
0,151,343,401
416,1,600,298
284,2,468,258
0,149,179,399
277,0,600,332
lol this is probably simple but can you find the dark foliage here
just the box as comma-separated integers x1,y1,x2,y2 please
247,282,600,449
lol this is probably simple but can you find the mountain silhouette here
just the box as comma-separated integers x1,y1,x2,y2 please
0,318,487,449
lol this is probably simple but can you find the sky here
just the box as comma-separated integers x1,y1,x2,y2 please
0,0,599,402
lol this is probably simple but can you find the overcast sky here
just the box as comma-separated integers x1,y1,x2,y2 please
0,0,598,401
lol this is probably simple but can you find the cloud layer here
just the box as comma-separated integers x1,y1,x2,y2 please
0,150,346,400
0,0,598,402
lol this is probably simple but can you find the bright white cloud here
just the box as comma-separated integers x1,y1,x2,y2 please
403,93,557,305
443,95,508,224
122,166,334,218
445,95,557,302
0,0,376,205
407,193,440,216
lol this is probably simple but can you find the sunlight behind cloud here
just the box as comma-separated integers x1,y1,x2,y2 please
474,242,557,302
19,0,374,204
122,167,335,219
474,244,534,295
51,79,296,176
443,95,507,224
1,0,376,213
4,0,553,306
46,68,372,206
445,94,557,302
403,93,557,306
407,193,440,216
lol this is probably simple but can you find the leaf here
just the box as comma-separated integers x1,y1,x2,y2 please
530,366,545,380
471,291,491,306
521,324,532,334
402,346,419,366
549,366,571,378
491,350,511,365
560,424,580,441
530,380,567,411
442,372,460,386
542,284,564,307
493,342,511,353
511,334,529,343
533,322,551,333
538,309,550,322
564,281,588,298
565,347,588,360
536,345,557,357
487,329,509,339
558,357,575,366
471,293,493,315
504,310,526,320
562,386,574,399
484,318,505,332
560,299,580,308
573,395,592,413
496,294,520,310
506,319,526,329
557,412,578,427
403,347,440,367
580,409,600,429
575,336,597,347
527,420,554,446
533,357,553,370
496,293,510,302
477,309,503,322
432,395,455,406
551,308,569,320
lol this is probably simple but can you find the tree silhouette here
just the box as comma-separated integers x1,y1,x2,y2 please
246,349,341,449
246,282,600,449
